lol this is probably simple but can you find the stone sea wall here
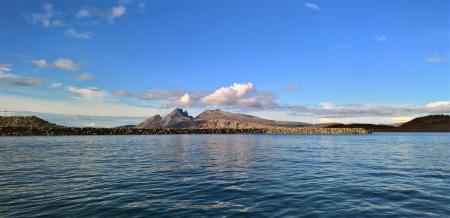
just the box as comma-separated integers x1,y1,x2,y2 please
0,127,371,136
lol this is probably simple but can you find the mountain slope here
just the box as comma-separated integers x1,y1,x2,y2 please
136,115,163,128
190,109,309,128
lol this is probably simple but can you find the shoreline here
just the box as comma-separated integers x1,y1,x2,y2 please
0,127,371,136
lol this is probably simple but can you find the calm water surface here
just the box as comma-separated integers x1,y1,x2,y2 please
1,133,449,217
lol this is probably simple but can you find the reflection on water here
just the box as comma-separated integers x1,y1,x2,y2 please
0,133,449,217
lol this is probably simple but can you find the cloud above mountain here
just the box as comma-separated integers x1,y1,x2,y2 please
200,82,255,106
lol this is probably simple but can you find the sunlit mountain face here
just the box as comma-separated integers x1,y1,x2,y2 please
0,0,448,124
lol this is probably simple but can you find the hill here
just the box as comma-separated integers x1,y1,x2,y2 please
394,115,450,132
0,116,60,128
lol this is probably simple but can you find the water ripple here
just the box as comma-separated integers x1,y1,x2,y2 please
1,133,449,217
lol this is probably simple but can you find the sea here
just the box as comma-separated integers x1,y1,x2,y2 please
1,133,449,217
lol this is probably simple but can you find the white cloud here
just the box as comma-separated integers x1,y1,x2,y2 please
32,59,48,68
74,73,94,81
389,116,413,123
33,58,80,71
54,59,80,70
201,82,254,105
304,2,320,10
65,28,92,39
50,83,63,88
319,117,336,123
112,6,126,17
30,3,63,28
426,101,450,109
76,9,91,18
109,6,126,22
0,63,12,73
178,93,191,105
116,82,277,109
426,54,447,63
374,35,387,43
66,86,107,101
319,102,334,110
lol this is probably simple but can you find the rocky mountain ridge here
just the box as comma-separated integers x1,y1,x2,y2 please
137,108,309,129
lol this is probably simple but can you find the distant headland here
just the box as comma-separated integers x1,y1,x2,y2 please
0,108,449,136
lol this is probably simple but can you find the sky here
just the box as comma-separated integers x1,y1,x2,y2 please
0,0,449,126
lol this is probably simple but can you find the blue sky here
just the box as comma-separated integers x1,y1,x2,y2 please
0,0,449,125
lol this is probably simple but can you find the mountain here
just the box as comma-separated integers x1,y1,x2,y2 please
136,108,193,128
0,116,60,128
137,108,309,129
394,115,450,132
190,109,309,128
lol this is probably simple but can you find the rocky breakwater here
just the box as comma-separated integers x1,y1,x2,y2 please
263,127,371,134
0,127,371,136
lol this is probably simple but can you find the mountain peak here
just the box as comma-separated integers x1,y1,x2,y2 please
168,108,193,119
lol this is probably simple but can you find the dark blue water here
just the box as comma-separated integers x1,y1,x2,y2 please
1,133,449,217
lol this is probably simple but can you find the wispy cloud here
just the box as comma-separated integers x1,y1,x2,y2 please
76,5,127,23
115,89,185,101
426,53,447,63
283,85,302,91
65,28,92,39
26,2,141,39
109,6,127,22
286,101,450,119
0,64,46,87
304,2,320,10
49,83,63,88
73,73,94,81
76,9,91,18
66,86,107,101
374,35,387,43
32,58,80,71
28,3,63,28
